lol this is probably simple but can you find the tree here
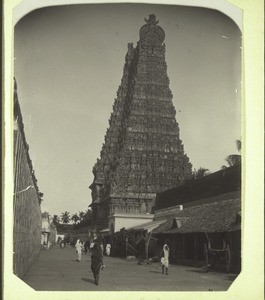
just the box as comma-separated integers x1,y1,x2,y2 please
221,139,241,169
61,211,71,224
71,213,80,224
83,209,93,224
236,139,241,152
52,215,60,225
78,211,85,222
191,167,210,180
74,209,93,228
224,155,241,167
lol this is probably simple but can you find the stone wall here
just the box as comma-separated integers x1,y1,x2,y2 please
13,80,42,279
156,165,241,210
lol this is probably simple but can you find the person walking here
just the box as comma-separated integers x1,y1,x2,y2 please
160,244,170,275
89,240,95,254
84,240,90,255
91,242,104,285
100,241,104,254
75,238,83,262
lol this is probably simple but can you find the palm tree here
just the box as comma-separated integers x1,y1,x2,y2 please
191,167,210,180
71,213,80,224
61,211,71,224
52,215,60,225
225,155,241,167
83,209,93,224
78,211,85,222
236,139,241,152
221,139,241,169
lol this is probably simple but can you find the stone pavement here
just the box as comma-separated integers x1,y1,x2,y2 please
24,245,238,291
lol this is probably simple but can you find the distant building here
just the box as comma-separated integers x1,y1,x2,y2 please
89,15,192,233
13,79,43,278
55,224,92,244
56,224,75,242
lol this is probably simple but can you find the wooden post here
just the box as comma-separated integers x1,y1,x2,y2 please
125,236,128,257
194,234,197,264
229,233,233,270
145,232,151,262
182,234,185,263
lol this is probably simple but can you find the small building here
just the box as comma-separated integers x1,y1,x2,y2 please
126,165,241,272
153,198,241,272
56,224,75,243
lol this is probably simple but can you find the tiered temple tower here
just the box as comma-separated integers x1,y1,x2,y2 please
89,15,192,232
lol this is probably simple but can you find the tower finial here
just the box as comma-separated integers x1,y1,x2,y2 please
144,14,159,25
140,14,165,44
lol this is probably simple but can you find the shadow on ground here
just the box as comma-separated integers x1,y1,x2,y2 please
149,270,162,274
184,268,206,273
81,277,95,285
185,268,239,282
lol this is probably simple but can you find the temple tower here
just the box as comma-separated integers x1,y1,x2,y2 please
89,15,192,231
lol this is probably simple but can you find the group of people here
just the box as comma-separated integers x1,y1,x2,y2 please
75,239,112,258
74,239,170,286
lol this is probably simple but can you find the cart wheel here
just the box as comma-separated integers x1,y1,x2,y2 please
204,244,209,273
225,244,231,273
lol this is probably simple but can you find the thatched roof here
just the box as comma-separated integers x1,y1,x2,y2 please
153,198,241,234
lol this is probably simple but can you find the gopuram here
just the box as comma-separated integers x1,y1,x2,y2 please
89,15,192,233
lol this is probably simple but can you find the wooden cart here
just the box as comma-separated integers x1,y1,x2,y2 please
203,235,231,273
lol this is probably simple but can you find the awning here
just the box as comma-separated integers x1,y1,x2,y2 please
127,219,167,233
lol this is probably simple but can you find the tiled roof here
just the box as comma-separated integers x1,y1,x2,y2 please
153,198,241,234
56,224,75,234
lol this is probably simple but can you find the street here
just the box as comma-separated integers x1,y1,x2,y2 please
24,245,237,291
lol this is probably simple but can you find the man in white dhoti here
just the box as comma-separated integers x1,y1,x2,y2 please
160,244,170,275
105,243,111,256
75,239,83,262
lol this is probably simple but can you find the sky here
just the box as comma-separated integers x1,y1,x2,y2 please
14,3,242,217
